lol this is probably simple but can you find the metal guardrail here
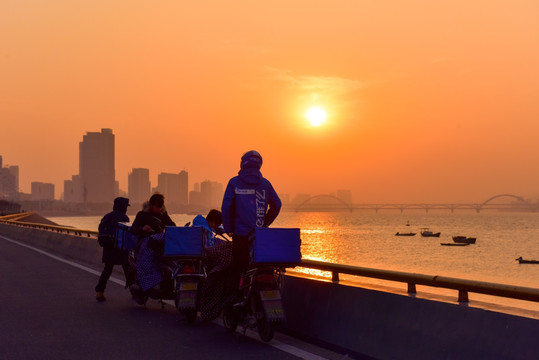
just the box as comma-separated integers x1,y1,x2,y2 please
1,219,537,304
0,218,98,237
300,259,539,303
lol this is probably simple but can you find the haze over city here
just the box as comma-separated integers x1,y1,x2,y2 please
1,1,538,203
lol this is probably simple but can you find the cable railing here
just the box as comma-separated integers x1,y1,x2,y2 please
298,259,539,303
1,218,537,305
0,217,98,237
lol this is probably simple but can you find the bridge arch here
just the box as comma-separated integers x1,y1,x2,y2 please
294,194,353,212
479,194,533,211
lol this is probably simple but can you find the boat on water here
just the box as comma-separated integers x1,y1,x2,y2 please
395,232,416,236
515,256,539,264
420,228,441,237
452,236,476,244
441,242,470,246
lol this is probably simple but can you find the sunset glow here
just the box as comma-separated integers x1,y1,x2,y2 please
1,1,538,203
306,107,327,127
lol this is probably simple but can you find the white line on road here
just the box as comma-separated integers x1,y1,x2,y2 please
0,234,335,360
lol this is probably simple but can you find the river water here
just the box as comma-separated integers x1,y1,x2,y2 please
49,210,539,312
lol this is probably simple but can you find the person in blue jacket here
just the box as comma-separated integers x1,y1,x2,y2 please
221,150,282,273
192,209,223,247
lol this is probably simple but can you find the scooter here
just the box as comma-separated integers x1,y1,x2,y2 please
127,248,177,308
173,257,206,323
128,251,206,324
128,228,211,323
222,265,286,342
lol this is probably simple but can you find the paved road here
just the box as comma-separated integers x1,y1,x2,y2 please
0,235,324,360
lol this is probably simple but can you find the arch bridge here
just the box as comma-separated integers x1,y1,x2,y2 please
289,193,537,213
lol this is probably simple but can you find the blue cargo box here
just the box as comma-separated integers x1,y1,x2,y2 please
115,223,137,251
164,226,205,258
252,228,302,266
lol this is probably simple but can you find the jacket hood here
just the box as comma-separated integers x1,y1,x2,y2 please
238,168,263,185
113,197,130,213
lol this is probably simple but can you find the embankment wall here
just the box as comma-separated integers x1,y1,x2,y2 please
1,223,538,359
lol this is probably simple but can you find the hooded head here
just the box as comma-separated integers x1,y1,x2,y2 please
240,150,263,170
113,197,130,214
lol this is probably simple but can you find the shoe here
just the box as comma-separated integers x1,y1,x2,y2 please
96,292,106,302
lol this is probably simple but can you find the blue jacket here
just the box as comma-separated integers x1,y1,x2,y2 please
221,168,281,236
192,214,216,247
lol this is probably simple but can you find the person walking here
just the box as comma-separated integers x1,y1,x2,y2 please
221,150,282,273
95,197,130,302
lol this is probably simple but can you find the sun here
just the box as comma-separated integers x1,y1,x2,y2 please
305,106,327,127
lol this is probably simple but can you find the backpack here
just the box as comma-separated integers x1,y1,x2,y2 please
98,212,116,248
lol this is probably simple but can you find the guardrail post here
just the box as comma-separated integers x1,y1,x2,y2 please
332,271,339,282
458,290,469,302
407,283,416,294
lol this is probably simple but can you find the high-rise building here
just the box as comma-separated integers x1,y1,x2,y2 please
63,175,83,203
79,128,115,203
189,189,203,207
178,170,188,206
156,171,189,206
31,182,55,201
0,156,18,200
8,166,19,194
157,172,181,205
200,180,223,208
128,168,151,204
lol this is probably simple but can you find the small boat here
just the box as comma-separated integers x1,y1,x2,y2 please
452,236,476,244
395,232,416,236
420,228,441,237
441,242,470,246
515,257,539,264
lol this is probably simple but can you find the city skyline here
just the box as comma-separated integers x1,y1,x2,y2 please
4,142,539,205
1,2,539,203
3,150,537,210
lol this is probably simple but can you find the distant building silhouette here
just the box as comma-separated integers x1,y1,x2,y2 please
0,155,19,200
156,171,189,207
78,128,116,203
189,186,203,207
178,170,188,206
63,175,83,203
31,182,55,201
128,168,151,204
201,180,223,208
189,180,223,208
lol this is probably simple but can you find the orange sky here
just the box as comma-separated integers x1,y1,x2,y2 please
1,1,539,203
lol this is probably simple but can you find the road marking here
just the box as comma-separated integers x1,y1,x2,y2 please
0,235,124,285
0,234,333,360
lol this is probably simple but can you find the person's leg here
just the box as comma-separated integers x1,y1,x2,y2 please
122,263,133,288
95,262,114,301
232,235,250,275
